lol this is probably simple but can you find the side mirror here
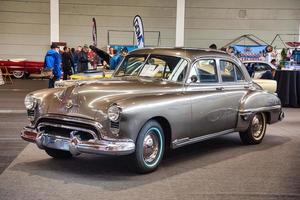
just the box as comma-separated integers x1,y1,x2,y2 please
191,75,198,83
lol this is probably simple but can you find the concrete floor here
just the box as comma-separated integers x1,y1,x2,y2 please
0,79,299,200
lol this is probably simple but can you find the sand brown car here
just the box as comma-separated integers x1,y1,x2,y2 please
21,48,284,173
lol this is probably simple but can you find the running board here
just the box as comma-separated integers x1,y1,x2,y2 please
172,129,235,148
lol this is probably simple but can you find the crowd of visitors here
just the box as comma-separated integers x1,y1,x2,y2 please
43,44,127,88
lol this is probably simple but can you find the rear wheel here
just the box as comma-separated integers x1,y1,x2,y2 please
45,148,73,159
132,120,165,173
12,70,25,79
239,113,267,145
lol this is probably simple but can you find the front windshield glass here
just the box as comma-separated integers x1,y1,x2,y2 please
114,54,188,82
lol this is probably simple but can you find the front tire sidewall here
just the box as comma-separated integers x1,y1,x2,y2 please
134,120,165,173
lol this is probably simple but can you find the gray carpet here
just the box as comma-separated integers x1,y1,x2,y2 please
0,108,299,200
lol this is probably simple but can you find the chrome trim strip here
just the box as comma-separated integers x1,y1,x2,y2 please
37,122,98,140
240,105,281,113
172,129,235,148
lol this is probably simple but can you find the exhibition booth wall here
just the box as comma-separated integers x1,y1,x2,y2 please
0,0,299,61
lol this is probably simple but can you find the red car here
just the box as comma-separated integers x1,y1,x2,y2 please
0,59,44,79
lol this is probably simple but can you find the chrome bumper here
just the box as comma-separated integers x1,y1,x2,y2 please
21,127,135,156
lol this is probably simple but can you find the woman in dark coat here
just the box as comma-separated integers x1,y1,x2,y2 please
61,46,74,80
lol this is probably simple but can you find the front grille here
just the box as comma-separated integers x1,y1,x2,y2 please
110,121,120,129
36,117,100,140
27,109,35,117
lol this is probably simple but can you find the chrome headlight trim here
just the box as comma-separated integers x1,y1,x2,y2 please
24,95,37,110
107,104,121,122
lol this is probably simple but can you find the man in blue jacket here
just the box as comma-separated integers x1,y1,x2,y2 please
109,47,128,70
44,44,62,88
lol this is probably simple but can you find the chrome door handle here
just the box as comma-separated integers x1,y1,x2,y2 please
216,87,224,91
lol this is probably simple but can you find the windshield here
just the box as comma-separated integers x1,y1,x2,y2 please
114,54,188,82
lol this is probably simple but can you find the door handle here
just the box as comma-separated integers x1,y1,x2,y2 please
216,87,224,91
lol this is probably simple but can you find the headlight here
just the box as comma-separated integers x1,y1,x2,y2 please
24,95,37,110
107,104,121,122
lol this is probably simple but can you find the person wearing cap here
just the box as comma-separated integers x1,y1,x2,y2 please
44,44,62,88
109,47,128,70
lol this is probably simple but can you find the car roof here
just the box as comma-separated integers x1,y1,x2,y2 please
129,47,232,61
242,60,273,64
242,60,276,69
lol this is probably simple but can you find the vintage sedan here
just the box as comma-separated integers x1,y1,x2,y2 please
21,48,284,173
0,59,44,78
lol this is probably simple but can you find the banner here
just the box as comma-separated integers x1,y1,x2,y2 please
133,15,145,48
233,45,267,61
92,18,97,46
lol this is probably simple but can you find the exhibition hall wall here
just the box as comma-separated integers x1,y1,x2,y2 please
0,0,299,61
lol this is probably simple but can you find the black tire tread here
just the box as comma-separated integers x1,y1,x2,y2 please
45,148,73,159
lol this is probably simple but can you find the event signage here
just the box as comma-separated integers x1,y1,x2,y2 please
133,15,145,48
233,45,267,61
92,18,97,46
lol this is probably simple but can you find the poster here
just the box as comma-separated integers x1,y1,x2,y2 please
233,45,267,61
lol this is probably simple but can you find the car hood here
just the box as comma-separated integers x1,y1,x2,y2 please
46,77,182,120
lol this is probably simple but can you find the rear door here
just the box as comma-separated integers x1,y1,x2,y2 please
218,59,250,130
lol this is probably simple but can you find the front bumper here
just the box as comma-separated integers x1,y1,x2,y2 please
21,127,135,156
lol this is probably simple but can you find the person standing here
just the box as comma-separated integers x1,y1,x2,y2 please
74,46,82,73
44,44,62,88
61,46,74,80
77,45,89,73
70,48,76,74
109,47,128,70
209,44,217,50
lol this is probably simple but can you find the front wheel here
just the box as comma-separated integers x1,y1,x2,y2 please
12,70,25,79
239,113,267,145
132,120,165,173
45,148,73,159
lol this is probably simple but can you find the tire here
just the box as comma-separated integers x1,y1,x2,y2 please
12,70,25,79
239,113,267,145
132,120,165,173
24,72,30,79
45,148,73,159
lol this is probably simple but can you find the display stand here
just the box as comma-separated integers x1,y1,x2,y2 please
0,66,13,84
0,68,4,85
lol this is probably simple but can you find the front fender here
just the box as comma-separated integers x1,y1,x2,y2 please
116,93,191,142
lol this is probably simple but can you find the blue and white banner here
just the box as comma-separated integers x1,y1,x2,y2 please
233,45,267,61
133,15,145,48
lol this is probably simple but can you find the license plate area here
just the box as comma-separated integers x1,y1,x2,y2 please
41,134,70,151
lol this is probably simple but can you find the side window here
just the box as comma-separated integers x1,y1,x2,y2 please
236,66,245,81
168,59,188,82
220,60,236,82
254,63,271,71
192,59,218,83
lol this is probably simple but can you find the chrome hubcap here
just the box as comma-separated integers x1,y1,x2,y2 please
143,132,159,164
252,114,264,139
13,71,24,78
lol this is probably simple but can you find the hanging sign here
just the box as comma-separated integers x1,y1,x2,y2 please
92,18,97,46
133,15,145,48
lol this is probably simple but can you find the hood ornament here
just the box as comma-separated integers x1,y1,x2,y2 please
65,99,73,109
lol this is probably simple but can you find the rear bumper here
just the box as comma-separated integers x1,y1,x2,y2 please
21,127,135,156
